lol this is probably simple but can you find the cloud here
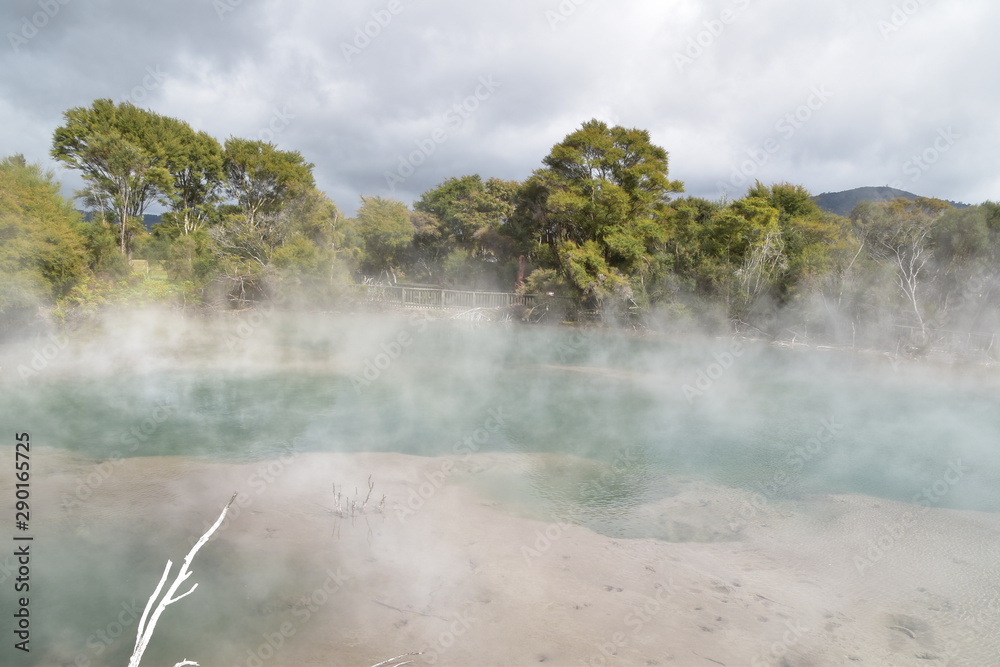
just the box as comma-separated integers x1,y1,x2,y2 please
1,0,996,216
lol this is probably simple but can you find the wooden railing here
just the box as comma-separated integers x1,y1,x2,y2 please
353,284,570,310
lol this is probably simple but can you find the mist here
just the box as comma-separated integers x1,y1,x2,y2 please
2,308,998,665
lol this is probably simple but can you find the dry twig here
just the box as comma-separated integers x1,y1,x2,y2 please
370,652,423,667
128,492,238,667
330,478,386,519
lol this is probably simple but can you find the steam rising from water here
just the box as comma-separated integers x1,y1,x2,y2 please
5,309,998,508
1,308,998,664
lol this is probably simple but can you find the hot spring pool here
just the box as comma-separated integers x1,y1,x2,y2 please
2,312,999,665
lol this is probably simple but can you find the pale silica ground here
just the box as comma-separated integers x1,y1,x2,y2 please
7,447,998,667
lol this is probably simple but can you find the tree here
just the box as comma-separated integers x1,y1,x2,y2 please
161,123,225,236
711,196,785,317
0,155,87,325
513,119,683,306
926,202,1000,332
660,196,724,294
405,209,448,283
270,187,350,300
222,138,314,229
51,99,173,255
415,175,518,251
851,197,950,339
354,196,414,281
412,175,520,286
209,139,316,304
745,182,850,298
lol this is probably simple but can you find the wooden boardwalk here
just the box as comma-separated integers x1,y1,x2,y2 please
353,284,567,311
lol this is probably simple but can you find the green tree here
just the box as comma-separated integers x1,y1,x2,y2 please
513,119,683,306
415,175,518,251
412,175,520,287
745,182,849,298
353,196,414,281
0,155,87,326
161,122,225,235
270,187,350,301
210,139,316,304
222,138,314,228
661,196,725,295
51,99,173,255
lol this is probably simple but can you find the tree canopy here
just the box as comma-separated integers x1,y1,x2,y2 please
512,120,685,306
223,137,315,229
353,196,414,281
0,156,87,326
25,102,1000,350
51,99,175,254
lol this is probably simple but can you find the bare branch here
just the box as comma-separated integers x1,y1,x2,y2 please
128,492,238,667
133,561,172,656
370,652,423,667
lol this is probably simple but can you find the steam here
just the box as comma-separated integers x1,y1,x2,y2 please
1,306,998,665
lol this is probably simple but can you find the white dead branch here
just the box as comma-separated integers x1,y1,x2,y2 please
128,492,238,667
370,652,423,667
331,475,386,519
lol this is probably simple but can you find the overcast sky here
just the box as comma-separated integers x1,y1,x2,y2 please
2,0,997,216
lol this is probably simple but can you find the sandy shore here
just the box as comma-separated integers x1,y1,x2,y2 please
4,447,998,667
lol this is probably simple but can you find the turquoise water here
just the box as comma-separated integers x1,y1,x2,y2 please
5,316,999,512
2,314,1000,664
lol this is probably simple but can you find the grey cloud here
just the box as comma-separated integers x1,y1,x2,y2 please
1,0,995,216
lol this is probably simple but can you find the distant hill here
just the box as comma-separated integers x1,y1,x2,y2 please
78,211,162,230
812,187,970,217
